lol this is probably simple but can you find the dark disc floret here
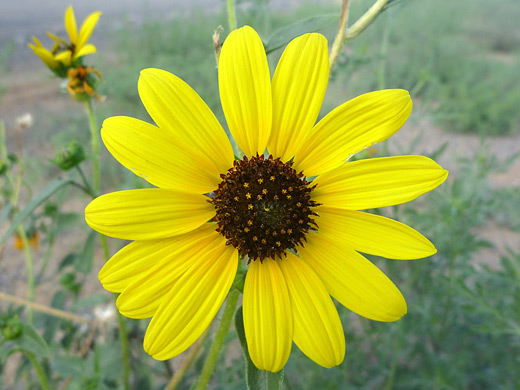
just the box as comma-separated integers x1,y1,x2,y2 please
209,154,319,262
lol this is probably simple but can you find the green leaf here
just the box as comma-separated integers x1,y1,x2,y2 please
234,306,284,390
52,354,86,376
0,178,74,245
10,323,50,357
74,230,98,274
265,15,338,53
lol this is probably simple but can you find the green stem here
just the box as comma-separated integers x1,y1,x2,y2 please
83,98,130,390
227,0,237,31
24,351,49,390
115,299,131,390
76,165,96,197
36,230,54,283
83,100,101,196
196,288,240,390
17,226,35,323
166,329,211,390
329,0,351,72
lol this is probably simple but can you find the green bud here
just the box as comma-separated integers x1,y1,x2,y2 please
1,316,23,341
60,272,81,295
52,141,86,171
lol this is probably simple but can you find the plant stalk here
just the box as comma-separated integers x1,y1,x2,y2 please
196,288,240,390
83,98,130,390
24,351,50,390
227,0,237,31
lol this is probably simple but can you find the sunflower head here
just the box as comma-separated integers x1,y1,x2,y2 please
210,154,319,261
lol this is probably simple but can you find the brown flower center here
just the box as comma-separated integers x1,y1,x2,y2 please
209,155,319,262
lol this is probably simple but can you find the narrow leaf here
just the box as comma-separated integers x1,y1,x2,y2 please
234,306,285,390
0,178,74,245
74,230,97,274
266,15,338,53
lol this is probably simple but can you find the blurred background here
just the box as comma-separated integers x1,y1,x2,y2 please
1,0,519,389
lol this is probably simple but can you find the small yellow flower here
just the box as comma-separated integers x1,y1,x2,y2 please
28,6,101,75
85,26,448,372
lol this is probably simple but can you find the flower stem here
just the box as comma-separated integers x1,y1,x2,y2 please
329,0,390,72
24,351,49,390
227,0,237,31
0,121,36,323
166,329,210,390
75,165,96,198
115,300,130,390
16,226,35,323
329,0,351,72
82,98,130,390
196,288,240,390
83,100,101,196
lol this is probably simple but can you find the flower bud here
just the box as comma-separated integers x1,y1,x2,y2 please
51,141,86,170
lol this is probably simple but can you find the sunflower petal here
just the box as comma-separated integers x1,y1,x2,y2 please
143,245,238,359
64,6,78,44
28,45,60,70
243,258,292,372
313,155,448,210
138,68,233,175
116,225,225,319
85,189,214,240
54,50,72,66
77,11,102,49
279,253,345,368
219,25,272,157
74,43,97,59
295,90,413,176
299,233,407,322
46,32,68,46
98,223,218,293
317,208,437,259
269,33,329,161
101,116,221,192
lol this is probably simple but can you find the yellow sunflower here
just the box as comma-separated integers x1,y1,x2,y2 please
85,26,448,372
28,6,101,73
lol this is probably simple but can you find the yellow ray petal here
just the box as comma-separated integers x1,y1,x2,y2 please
138,68,234,174
46,32,68,46
219,25,272,157
85,189,214,240
243,258,292,372
143,245,238,359
101,116,221,193
279,253,345,368
64,6,78,44
77,11,102,49
299,233,407,322
295,90,413,176
54,50,72,66
269,33,329,161
98,223,218,293
313,155,448,210
316,208,437,259
28,45,60,70
116,225,225,319
74,43,97,59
